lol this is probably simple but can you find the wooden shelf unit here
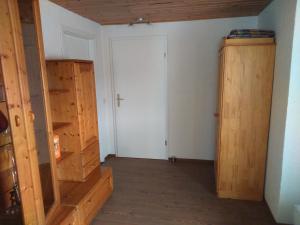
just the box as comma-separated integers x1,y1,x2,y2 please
46,60,101,182
46,60,113,224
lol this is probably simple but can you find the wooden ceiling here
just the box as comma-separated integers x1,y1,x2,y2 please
50,0,272,25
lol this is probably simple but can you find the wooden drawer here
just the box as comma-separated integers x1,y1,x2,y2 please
81,141,100,166
60,209,79,225
82,157,99,179
60,167,113,225
47,206,79,225
79,176,112,225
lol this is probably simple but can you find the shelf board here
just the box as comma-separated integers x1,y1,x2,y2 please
56,152,74,163
0,142,13,150
52,122,72,131
49,89,70,94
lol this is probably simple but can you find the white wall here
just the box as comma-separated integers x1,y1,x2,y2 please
38,3,300,223
39,0,111,161
39,1,258,162
279,0,300,223
258,0,299,224
295,205,300,225
101,17,258,160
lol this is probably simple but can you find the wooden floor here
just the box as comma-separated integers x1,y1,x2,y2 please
92,158,280,225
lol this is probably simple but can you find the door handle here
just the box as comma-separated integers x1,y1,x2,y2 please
214,113,220,118
117,93,125,107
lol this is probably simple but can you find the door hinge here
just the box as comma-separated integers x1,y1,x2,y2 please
165,140,168,146
164,52,167,58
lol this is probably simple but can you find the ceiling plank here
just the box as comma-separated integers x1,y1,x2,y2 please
50,0,272,25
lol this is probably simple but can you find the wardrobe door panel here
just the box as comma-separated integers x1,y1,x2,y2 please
215,48,226,191
75,63,98,149
19,0,61,221
218,42,275,201
0,0,45,224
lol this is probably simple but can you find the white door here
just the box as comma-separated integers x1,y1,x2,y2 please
112,36,167,159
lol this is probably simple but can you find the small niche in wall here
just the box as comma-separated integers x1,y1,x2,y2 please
61,27,96,60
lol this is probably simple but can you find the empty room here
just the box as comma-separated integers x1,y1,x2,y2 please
0,0,299,225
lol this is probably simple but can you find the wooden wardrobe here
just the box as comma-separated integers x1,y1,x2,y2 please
0,1,54,224
0,0,113,224
215,38,276,201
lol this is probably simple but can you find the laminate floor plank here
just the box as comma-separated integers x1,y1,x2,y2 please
92,158,282,225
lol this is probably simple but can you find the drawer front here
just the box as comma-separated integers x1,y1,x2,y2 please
60,209,79,225
81,141,100,166
80,177,112,225
82,157,99,179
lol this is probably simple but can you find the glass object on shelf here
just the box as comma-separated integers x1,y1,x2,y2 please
0,144,22,224
0,129,11,148
53,134,61,160
0,108,22,223
0,83,5,102
4,146,21,216
0,54,23,225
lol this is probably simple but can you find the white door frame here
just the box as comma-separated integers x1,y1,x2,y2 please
109,35,169,159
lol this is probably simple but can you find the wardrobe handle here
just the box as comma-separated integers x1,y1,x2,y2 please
29,111,35,122
15,115,21,127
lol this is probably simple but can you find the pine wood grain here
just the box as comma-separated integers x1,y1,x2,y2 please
74,62,99,150
46,60,100,181
20,0,62,221
46,205,79,225
0,0,46,223
216,38,276,201
0,0,60,223
49,0,272,25
60,166,113,225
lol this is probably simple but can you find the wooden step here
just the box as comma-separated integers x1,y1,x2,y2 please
59,166,113,225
